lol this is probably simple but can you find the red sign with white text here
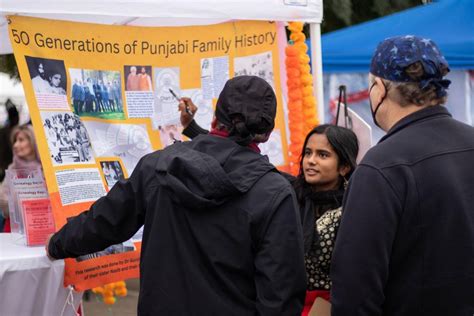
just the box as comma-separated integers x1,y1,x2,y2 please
22,199,56,246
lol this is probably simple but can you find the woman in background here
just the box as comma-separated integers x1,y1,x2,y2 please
0,125,41,232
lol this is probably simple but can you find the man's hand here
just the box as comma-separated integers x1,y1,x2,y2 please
178,97,198,129
45,233,56,261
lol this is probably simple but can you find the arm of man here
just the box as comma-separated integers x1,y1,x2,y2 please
47,156,152,259
178,97,209,139
254,186,307,315
330,165,402,315
182,120,209,139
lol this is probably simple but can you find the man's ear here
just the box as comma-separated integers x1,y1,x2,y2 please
372,77,387,104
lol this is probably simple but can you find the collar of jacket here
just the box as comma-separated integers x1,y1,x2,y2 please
379,105,451,144
209,128,261,153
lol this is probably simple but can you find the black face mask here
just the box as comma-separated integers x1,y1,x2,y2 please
368,81,388,129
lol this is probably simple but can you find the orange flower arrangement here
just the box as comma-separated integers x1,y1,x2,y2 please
91,281,128,305
286,22,319,175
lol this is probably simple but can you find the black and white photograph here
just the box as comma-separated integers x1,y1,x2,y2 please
99,160,126,189
75,240,136,262
41,111,95,165
25,56,67,96
234,51,274,88
69,68,124,120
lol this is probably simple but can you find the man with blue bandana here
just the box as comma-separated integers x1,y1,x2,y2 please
331,36,474,315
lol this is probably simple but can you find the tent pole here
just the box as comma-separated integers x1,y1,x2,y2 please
309,23,325,124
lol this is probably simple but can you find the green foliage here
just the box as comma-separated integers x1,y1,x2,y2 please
322,0,422,34
0,54,20,82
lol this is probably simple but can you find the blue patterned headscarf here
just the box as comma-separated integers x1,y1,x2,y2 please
370,35,451,97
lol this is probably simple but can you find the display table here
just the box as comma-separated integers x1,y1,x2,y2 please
0,233,83,316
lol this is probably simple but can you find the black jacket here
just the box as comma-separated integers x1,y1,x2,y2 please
49,134,306,315
331,106,474,315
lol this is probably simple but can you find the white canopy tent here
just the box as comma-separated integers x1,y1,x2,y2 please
0,73,29,125
0,0,326,122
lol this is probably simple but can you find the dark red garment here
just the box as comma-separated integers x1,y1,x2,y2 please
301,290,330,316
209,128,260,153
3,218,11,232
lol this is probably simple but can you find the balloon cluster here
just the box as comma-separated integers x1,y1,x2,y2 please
285,22,319,175
91,281,128,305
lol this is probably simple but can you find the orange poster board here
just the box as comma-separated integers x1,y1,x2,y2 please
9,15,289,290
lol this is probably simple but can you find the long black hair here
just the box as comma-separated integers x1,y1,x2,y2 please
293,124,359,204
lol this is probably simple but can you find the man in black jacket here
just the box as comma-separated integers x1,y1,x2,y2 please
47,76,307,315
331,36,474,315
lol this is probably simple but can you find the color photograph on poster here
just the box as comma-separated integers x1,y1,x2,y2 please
69,68,124,120
125,66,153,91
41,111,94,165
158,124,183,147
99,160,126,190
124,65,155,119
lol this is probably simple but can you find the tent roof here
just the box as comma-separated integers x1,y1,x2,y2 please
322,0,474,72
0,0,323,54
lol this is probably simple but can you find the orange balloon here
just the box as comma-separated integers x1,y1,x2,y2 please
288,22,304,32
302,86,314,97
92,287,104,294
300,64,311,74
299,54,311,64
301,74,313,85
288,90,303,101
294,42,308,52
290,32,306,42
285,57,300,68
285,45,299,57
104,296,116,305
287,68,301,78
115,288,128,297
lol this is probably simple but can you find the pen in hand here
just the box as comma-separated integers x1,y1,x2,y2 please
169,89,193,116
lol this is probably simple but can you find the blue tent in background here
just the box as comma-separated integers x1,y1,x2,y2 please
321,0,474,73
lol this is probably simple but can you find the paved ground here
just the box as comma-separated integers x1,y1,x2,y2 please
82,278,139,316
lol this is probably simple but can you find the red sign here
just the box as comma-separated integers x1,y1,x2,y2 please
22,199,55,246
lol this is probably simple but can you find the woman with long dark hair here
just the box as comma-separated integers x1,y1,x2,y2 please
291,124,358,315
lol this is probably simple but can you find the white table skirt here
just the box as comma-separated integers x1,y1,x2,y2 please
0,233,83,316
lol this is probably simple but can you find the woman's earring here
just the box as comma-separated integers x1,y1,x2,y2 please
343,176,349,190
